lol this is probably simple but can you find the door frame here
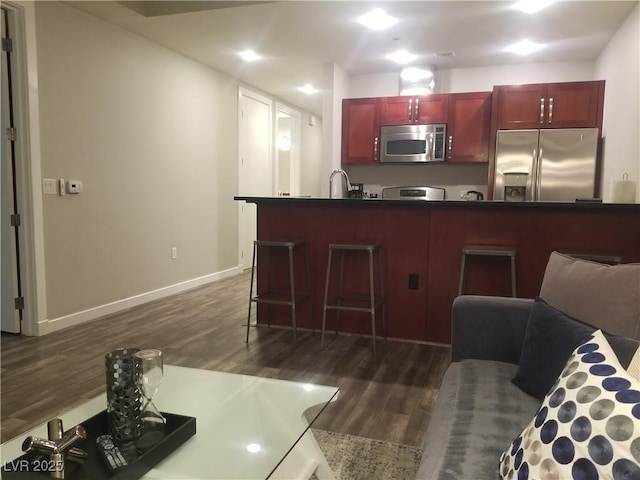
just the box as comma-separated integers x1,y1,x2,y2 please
237,86,273,271
1,1,46,336
275,103,301,197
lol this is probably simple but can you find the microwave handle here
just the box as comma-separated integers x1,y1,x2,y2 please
407,98,413,122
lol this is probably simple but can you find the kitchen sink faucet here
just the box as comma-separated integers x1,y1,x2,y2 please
329,169,352,199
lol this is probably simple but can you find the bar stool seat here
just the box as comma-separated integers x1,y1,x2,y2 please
321,243,386,354
246,239,312,345
458,245,517,297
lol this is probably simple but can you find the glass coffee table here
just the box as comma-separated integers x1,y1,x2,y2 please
0,365,340,479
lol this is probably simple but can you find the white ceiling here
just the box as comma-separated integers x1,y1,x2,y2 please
67,1,638,116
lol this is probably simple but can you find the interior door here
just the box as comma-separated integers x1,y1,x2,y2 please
238,88,272,271
1,6,21,333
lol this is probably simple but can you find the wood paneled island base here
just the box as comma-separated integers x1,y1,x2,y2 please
236,197,640,344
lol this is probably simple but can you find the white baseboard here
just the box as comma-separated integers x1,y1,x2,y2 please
36,267,243,336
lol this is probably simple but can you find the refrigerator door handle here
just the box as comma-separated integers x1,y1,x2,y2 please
530,147,539,201
540,98,545,124
536,147,544,200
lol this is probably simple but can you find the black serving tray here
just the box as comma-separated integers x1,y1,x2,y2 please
2,411,196,480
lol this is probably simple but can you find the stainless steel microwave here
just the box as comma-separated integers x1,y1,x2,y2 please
380,124,446,163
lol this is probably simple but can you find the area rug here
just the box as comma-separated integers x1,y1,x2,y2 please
312,429,422,480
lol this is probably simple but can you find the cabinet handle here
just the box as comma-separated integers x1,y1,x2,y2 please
448,135,453,159
540,98,545,124
374,137,379,161
408,98,413,121
414,98,419,122
548,97,554,124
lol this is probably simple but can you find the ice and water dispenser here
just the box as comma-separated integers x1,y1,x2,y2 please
503,173,528,202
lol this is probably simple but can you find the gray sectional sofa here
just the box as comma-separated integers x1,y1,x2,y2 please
416,296,540,479
416,252,640,480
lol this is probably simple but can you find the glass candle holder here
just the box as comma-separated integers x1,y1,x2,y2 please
105,348,143,442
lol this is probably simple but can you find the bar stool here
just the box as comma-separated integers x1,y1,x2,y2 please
458,245,517,297
321,243,386,355
246,239,312,345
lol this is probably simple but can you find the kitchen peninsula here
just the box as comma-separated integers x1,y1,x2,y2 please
235,196,640,344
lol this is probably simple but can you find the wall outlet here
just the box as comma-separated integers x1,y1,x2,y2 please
171,247,177,260
408,274,419,290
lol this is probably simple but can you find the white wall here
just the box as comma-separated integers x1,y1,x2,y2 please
596,4,640,202
300,115,323,197
35,2,238,327
26,1,322,334
321,62,349,197
349,61,595,98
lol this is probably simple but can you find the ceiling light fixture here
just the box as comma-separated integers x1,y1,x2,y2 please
512,0,553,14
386,49,418,65
400,66,434,82
400,65,436,95
298,84,318,95
239,49,260,62
357,8,397,31
504,39,545,56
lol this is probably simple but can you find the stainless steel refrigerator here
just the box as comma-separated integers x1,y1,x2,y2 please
493,128,599,202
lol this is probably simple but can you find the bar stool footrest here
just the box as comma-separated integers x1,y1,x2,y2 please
252,291,311,305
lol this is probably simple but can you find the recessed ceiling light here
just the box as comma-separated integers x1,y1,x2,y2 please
386,49,418,65
504,39,545,56
357,9,397,31
239,50,260,62
512,0,553,14
298,84,318,95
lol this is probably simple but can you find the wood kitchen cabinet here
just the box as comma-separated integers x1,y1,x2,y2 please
446,92,492,163
380,94,449,125
493,81,605,130
341,97,381,164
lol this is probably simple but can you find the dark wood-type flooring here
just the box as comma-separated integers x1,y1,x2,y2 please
1,271,450,447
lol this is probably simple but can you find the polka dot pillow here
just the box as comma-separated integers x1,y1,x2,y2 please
500,329,640,480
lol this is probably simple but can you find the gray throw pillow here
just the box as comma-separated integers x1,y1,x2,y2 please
539,252,640,340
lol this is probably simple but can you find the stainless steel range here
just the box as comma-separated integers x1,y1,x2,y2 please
381,186,446,200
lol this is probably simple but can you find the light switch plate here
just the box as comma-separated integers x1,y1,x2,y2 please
43,179,57,195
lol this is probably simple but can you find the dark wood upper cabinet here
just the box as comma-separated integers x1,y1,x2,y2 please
381,94,449,125
545,82,604,128
493,81,604,130
341,97,381,164
446,92,492,163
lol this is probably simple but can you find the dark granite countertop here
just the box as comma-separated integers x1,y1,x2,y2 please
234,196,640,211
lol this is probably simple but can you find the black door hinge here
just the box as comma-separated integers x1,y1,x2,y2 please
10,213,20,227
2,38,13,53
15,297,24,310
